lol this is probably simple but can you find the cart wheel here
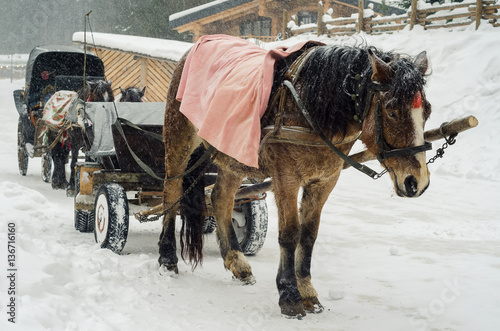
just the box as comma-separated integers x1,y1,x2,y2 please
232,197,268,256
94,183,129,254
74,210,95,233
41,152,52,183
17,117,29,176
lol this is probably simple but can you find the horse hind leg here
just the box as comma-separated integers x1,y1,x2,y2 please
211,168,254,284
295,178,338,314
160,59,201,273
159,134,201,275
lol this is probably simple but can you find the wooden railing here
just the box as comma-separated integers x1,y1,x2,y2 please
287,0,499,38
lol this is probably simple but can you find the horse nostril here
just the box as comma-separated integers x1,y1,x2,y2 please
404,175,418,197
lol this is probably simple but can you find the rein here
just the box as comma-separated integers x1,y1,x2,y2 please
264,47,432,180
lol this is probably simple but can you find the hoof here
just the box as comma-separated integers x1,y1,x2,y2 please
283,313,305,320
303,297,324,314
224,250,254,284
280,301,306,319
232,274,256,285
51,181,68,190
66,188,75,197
159,264,179,277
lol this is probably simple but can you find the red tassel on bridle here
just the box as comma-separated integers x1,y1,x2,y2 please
412,91,422,109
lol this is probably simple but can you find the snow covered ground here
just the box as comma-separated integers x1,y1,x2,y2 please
1,23,500,331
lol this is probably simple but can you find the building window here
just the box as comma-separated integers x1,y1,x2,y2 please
240,17,271,36
297,11,318,25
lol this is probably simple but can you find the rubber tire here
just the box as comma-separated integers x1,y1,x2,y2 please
17,117,29,176
94,183,129,254
232,198,268,256
41,152,52,183
74,210,95,233
203,216,216,234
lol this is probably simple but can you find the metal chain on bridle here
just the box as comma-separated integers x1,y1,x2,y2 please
426,122,457,165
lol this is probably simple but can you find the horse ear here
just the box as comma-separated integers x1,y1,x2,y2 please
414,51,429,76
141,86,146,96
120,87,125,94
107,79,112,86
368,48,393,84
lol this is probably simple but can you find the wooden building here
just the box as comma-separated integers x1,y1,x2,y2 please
169,0,405,42
72,32,192,102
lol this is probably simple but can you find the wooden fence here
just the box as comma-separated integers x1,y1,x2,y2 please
288,0,499,38
88,47,177,102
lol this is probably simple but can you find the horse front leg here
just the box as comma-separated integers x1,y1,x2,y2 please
295,177,338,314
211,169,254,283
50,136,69,190
66,129,82,197
273,176,303,317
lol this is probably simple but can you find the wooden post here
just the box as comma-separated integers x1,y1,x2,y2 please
282,9,288,39
476,0,483,29
317,1,324,36
410,0,418,30
357,0,364,33
140,58,147,90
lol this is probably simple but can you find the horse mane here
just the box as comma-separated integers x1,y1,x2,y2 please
270,44,427,140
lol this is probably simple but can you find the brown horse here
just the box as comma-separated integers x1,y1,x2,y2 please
160,42,431,318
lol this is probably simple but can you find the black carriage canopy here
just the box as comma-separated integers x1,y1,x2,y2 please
24,45,105,107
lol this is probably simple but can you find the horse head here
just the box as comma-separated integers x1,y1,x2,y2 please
86,79,114,102
119,86,146,102
361,49,431,197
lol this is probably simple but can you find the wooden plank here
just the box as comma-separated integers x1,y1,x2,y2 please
371,15,409,24
424,12,472,22
418,3,472,14
425,20,472,29
372,23,408,32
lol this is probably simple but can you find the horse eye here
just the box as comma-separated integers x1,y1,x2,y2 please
387,110,399,120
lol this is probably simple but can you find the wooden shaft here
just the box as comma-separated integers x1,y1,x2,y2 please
235,181,273,200
343,115,478,169
135,116,478,220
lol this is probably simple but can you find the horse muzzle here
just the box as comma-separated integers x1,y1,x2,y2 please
395,174,430,198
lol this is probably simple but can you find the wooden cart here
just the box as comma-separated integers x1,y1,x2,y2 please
73,102,269,255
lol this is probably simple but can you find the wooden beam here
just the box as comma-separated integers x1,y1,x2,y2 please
344,116,478,169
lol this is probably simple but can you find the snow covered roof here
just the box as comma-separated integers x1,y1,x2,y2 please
169,0,405,29
72,32,193,62
345,0,406,15
169,0,254,29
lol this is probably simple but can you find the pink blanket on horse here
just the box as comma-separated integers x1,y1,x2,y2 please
177,35,317,168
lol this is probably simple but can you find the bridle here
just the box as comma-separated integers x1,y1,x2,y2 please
268,47,432,180
368,83,432,163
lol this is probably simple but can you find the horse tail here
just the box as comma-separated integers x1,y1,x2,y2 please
179,144,209,269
